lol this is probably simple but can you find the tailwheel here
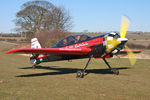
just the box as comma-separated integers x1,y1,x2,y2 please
76,70,84,78
111,69,119,75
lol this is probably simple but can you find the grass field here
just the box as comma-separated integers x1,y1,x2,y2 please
143,50,150,55
0,39,150,100
0,51,150,100
0,41,17,51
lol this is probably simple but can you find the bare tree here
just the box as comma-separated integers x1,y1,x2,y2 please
46,7,72,31
15,0,72,38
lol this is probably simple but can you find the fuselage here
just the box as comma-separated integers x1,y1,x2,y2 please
40,34,110,63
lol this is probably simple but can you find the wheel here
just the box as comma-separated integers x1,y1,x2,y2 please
76,70,84,78
112,69,119,75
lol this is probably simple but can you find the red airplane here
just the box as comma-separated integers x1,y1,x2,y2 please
7,16,142,78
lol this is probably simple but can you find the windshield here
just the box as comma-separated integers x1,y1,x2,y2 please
56,34,91,47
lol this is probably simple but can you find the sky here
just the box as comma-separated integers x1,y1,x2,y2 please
0,0,150,33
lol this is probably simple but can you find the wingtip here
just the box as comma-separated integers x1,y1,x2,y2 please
6,50,13,54
6,49,21,54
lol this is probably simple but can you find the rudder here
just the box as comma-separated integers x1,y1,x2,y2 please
30,38,43,64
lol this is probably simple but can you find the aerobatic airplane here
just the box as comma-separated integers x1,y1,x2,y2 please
7,16,142,78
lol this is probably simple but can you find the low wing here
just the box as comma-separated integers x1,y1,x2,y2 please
120,49,143,54
6,48,91,55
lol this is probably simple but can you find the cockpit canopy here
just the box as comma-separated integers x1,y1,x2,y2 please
56,34,91,47
107,32,120,39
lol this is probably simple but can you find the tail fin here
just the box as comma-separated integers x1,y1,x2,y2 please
31,38,41,49
30,38,43,64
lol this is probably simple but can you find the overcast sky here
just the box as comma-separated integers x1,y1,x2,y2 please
0,0,150,33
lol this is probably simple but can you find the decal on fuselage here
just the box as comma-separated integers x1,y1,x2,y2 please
75,42,88,48
64,42,88,48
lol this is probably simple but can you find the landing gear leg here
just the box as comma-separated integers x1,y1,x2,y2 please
32,64,37,69
102,58,119,75
76,55,93,78
32,59,41,69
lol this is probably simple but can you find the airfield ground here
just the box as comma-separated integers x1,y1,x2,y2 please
0,41,150,100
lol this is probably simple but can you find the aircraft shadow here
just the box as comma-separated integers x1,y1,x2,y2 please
16,65,130,77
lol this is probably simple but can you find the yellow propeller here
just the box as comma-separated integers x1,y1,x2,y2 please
105,16,137,66
120,16,130,38
125,45,137,66
120,16,136,66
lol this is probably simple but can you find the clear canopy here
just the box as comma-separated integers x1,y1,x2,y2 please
56,34,91,47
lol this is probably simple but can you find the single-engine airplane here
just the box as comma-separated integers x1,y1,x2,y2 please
7,16,143,78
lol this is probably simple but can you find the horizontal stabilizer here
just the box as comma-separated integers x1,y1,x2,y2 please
120,50,143,54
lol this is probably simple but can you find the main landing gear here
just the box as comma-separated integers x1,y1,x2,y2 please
76,56,119,78
32,64,37,69
76,55,93,78
102,58,119,75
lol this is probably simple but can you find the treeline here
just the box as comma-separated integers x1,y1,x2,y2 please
128,31,150,34
0,33,27,42
0,38,28,43
0,33,23,37
127,43,150,50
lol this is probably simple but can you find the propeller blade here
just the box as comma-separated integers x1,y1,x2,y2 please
124,45,136,66
120,16,130,38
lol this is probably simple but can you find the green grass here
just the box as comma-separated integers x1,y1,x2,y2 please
0,41,17,51
0,51,150,100
143,50,150,55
